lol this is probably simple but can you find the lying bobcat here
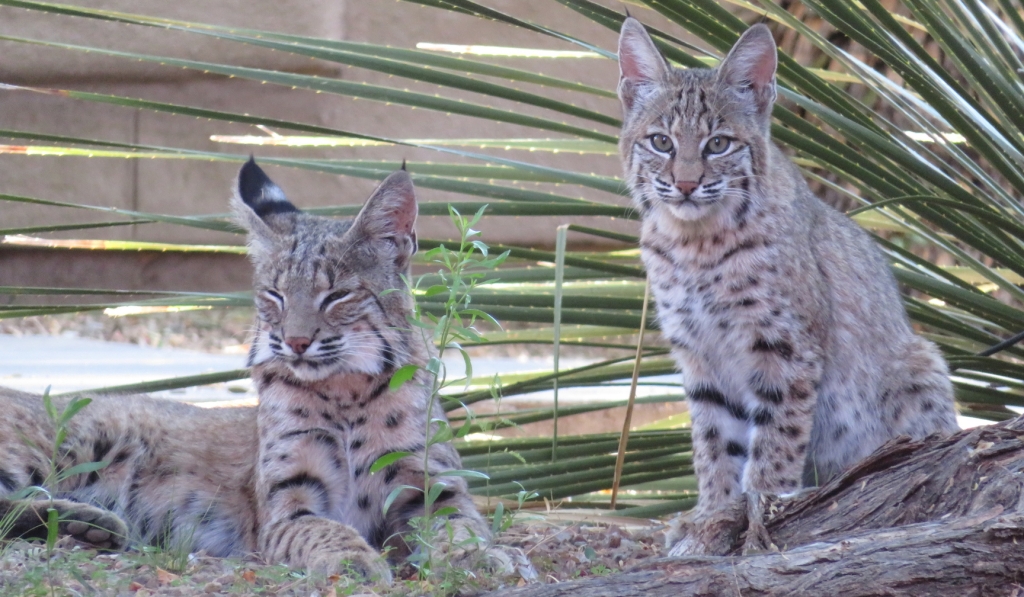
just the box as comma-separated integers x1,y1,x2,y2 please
0,159,494,582
616,19,959,555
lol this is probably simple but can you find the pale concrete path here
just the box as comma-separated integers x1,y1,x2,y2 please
0,333,991,428
0,334,679,407
0,334,250,403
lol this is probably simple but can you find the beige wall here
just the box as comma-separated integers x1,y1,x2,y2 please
0,1,688,262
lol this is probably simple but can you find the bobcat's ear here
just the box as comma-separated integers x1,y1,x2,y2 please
351,170,418,264
717,24,778,119
618,17,670,115
231,157,299,238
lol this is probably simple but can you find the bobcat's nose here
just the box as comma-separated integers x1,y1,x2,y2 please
675,180,699,195
285,337,312,355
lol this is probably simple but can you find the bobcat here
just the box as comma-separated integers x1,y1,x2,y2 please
0,159,494,581
616,18,958,555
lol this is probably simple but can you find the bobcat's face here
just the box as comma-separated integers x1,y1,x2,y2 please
233,159,418,381
617,18,777,223
623,76,756,222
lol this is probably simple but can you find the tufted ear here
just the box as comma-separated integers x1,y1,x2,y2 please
350,170,418,262
717,24,778,119
231,157,299,240
617,17,671,115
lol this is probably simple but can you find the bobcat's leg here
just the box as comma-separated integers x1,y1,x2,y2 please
889,337,959,438
732,341,822,554
667,348,820,557
742,356,820,497
259,515,388,579
255,395,390,582
666,363,751,557
1,498,127,549
371,442,524,575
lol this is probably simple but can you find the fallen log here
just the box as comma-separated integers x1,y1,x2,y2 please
487,416,1024,596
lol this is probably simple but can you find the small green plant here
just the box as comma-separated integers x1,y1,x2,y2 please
136,495,212,574
41,391,110,597
0,389,111,597
40,391,111,529
491,485,540,537
372,206,508,589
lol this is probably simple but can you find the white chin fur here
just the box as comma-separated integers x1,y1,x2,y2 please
285,362,337,382
284,350,383,381
665,200,716,222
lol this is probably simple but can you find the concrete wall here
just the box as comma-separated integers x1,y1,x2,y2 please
0,1,689,290
2,0,344,248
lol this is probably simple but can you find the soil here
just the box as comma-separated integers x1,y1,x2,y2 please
0,516,667,597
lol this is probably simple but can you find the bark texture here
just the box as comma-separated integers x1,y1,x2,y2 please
487,417,1024,596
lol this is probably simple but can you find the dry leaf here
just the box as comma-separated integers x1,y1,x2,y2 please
241,569,257,583
156,567,179,585
128,581,144,592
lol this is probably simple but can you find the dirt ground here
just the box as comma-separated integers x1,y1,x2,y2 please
0,514,668,597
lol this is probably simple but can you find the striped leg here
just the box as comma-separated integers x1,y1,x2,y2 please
255,400,390,581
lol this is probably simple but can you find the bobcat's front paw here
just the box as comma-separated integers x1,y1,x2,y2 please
666,492,779,556
436,541,538,581
306,544,393,585
665,496,747,557
740,491,776,555
21,499,128,550
264,517,393,584
486,544,538,582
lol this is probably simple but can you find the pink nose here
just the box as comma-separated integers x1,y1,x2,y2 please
285,337,311,355
676,180,699,195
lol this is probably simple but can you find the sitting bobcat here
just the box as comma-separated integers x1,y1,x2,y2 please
0,159,494,582
615,18,959,555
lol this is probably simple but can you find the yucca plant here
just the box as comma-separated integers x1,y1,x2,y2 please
2,0,1023,519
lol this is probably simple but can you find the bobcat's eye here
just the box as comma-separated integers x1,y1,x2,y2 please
256,290,284,322
649,134,674,154
262,290,284,308
704,136,731,155
321,290,352,310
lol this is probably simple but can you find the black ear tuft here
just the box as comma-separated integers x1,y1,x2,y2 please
237,157,299,218
401,159,407,171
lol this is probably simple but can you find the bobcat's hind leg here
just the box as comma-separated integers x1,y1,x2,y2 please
1,498,128,550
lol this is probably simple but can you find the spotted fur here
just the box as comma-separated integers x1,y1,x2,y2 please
616,19,958,555
0,160,492,580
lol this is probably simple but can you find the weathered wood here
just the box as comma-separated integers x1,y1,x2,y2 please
762,415,1024,551
488,512,1024,596
487,417,1024,596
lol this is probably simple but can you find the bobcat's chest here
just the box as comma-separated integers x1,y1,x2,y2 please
641,227,782,376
